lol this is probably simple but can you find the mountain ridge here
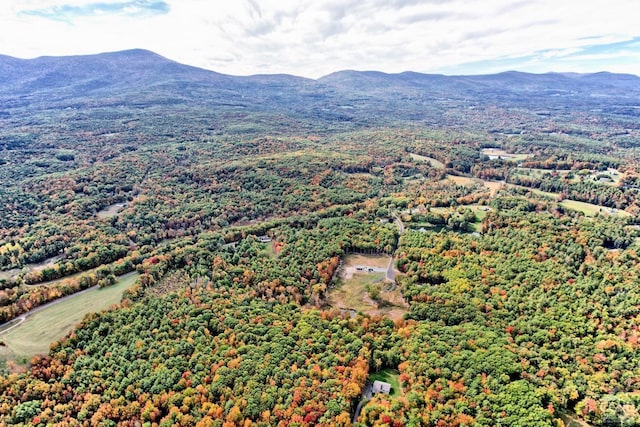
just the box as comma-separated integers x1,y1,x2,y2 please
2,49,640,126
2,48,638,84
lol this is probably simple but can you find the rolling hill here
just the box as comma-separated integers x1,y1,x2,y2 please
3,49,640,427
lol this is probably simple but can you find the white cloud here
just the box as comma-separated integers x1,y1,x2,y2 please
1,0,639,77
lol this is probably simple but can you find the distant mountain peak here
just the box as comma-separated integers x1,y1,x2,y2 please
1,49,639,116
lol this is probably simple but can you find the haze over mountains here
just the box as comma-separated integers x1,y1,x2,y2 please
2,49,640,122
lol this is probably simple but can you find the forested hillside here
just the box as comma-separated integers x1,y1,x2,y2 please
1,50,640,426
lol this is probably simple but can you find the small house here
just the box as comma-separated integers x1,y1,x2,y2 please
372,380,391,395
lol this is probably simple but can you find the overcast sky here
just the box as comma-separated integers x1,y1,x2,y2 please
2,0,639,78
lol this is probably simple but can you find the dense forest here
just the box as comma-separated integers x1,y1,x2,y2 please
2,50,640,426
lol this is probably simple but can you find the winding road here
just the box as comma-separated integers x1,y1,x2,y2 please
392,213,405,234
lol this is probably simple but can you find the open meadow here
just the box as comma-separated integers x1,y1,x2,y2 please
481,148,531,161
409,152,445,169
0,273,138,364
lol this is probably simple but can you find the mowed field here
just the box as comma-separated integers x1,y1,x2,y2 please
506,183,631,217
446,174,505,197
446,174,477,186
0,273,138,362
560,200,631,217
369,369,403,397
409,153,445,169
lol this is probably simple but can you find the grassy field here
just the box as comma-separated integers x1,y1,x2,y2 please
0,273,139,363
262,242,278,259
560,200,631,217
513,167,622,187
369,369,402,397
446,175,504,197
511,167,556,178
329,272,386,311
342,254,390,273
429,205,490,231
429,206,453,214
505,184,630,217
560,412,592,427
472,205,491,220
506,183,560,199
483,180,504,196
96,202,126,218
0,256,63,282
409,153,445,169
446,174,478,186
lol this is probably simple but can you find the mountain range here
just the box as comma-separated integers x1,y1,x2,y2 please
1,48,640,130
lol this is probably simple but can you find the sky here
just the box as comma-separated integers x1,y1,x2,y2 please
1,0,639,78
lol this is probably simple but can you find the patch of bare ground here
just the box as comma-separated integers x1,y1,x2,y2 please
483,180,504,196
146,270,190,297
328,255,409,321
340,254,391,280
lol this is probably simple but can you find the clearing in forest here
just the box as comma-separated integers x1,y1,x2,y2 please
507,184,630,217
262,241,278,259
409,153,445,169
0,269,19,282
513,167,623,186
483,180,503,196
0,256,64,283
25,255,64,274
340,254,390,280
368,369,403,397
96,203,126,218
481,148,531,161
328,255,407,321
447,174,503,197
446,174,478,186
560,412,593,427
560,200,631,217
0,273,138,364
